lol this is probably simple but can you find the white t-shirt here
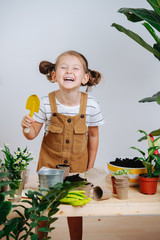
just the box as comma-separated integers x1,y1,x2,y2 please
33,93,105,133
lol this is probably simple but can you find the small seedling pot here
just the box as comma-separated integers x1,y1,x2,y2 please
115,185,129,200
139,174,159,195
78,182,93,197
56,164,70,179
93,186,112,201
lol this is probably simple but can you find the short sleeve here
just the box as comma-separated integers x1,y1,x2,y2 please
86,96,105,127
33,97,47,123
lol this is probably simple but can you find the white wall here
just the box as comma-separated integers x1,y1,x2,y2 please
0,0,159,174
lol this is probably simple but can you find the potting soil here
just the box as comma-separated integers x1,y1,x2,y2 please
110,157,144,168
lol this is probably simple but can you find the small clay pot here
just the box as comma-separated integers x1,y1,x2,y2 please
56,164,70,179
139,174,159,195
93,186,112,201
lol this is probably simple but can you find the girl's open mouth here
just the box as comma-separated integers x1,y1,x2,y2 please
64,78,74,82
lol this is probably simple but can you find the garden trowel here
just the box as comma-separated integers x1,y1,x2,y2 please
24,95,40,133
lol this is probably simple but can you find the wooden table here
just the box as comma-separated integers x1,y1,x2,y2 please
8,183,160,219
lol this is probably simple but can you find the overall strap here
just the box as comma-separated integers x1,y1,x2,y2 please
79,92,88,115
48,91,58,113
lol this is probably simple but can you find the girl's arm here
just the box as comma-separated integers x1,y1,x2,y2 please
87,126,99,170
21,115,43,140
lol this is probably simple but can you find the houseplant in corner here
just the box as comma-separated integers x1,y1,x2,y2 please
111,0,160,137
131,130,160,194
0,144,34,201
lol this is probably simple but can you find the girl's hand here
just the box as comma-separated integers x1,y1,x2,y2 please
21,115,35,129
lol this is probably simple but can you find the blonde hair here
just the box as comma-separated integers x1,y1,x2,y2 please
39,50,102,89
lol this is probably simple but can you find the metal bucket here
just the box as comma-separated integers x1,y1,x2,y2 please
38,168,64,190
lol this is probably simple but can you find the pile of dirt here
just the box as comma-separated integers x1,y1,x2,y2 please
110,157,144,168
64,174,86,182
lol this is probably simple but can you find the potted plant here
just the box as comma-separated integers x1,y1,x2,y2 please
111,0,160,137
0,181,88,239
111,169,131,194
131,130,160,194
0,144,34,201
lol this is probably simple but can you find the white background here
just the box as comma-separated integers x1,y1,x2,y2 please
0,0,159,174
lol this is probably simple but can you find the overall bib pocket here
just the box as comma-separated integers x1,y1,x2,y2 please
73,125,88,154
44,124,63,152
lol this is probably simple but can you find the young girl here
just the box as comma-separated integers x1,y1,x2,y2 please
21,50,104,240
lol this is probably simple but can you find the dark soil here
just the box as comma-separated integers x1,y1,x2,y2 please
64,174,87,182
110,157,144,168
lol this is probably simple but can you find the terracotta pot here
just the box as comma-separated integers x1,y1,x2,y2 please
36,221,49,240
139,174,159,195
111,176,117,194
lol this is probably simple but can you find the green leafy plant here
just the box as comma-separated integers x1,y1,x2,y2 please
0,144,34,195
0,161,18,239
0,193,19,239
111,0,160,137
6,181,87,240
131,130,160,177
112,0,160,60
113,168,131,176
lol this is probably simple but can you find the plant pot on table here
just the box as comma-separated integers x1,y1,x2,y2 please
139,174,159,195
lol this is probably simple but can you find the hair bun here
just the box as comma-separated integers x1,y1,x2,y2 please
39,61,55,74
88,70,101,86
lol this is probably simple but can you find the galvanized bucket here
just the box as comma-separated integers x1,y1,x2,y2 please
38,168,64,190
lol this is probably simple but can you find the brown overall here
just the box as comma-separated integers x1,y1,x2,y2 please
37,91,88,173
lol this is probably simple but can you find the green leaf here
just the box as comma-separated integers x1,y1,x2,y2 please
30,213,37,221
156,95,160,104
153,136,160,146
139,91,160,103
31,233,38,240
138,136,147,142
37,216,50,222
130,146,146,157
148,146,160,155
0,193,5,203
24,208,30,219
32,190,43,197
153,154,160,163
143,22,160,44
138,129,148,136
150,128,160,136
30,222,38,228
37,227,51,233
0,180,12,187
0,230,5,238
0,172,8,178
118,8,160,32
36,204,48,213
0,201,12,224
48,208,59,217
111,23,160,58
3,218,18,234
147,0,160,16
47,217,58,225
